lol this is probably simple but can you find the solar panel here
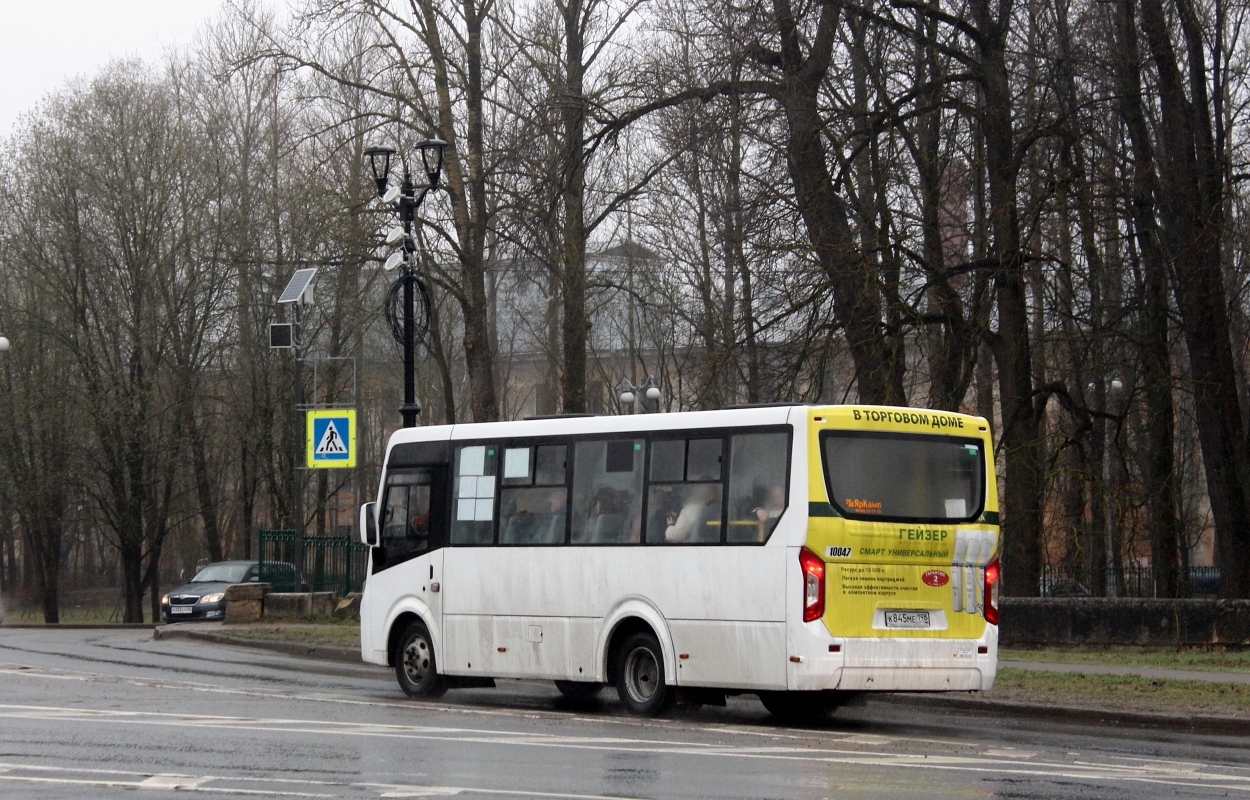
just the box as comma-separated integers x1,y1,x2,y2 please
277,268,318,304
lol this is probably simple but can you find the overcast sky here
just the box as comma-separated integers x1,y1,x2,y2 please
0,0,283,135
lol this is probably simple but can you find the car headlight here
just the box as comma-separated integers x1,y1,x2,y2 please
198,593,225,604
161,594,169,605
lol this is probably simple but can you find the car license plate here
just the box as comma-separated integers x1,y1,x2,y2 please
884,610,930,629
170,606,192,615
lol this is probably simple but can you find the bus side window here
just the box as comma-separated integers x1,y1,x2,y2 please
499,444,569,545
452,445,498,545
727,433,789,542
571,439,644,544
645,437,724,544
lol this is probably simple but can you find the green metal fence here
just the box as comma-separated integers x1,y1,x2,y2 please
258,529,369,595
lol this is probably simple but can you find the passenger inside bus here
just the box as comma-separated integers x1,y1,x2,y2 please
752,484,786,529
581,486,638,543
663,483,719,542
499,486,567,545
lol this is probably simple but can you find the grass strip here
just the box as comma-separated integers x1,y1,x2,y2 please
222,623,360,649
988,667,1250,716
1000,646,1250,673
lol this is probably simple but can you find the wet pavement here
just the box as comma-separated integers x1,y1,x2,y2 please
0,627,1247,798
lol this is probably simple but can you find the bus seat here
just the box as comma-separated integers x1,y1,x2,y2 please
589,514,627,544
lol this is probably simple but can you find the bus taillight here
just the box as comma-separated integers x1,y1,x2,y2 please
983,554,1000,625
799,547,825,622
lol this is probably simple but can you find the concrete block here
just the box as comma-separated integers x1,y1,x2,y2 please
223,583,269,625
224,599,263,624
225,583,269,603
265,592,340,620
332,593,362,620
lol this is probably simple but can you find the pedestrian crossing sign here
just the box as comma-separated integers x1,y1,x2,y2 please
306,409,357,469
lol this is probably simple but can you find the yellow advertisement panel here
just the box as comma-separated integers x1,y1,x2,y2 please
806,406,999,638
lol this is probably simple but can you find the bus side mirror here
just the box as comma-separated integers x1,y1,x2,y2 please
360,502,378,546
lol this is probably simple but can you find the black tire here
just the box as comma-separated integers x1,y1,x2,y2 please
394,621,448,699
614,631,674,716
554,680,604,701
758,691,836,723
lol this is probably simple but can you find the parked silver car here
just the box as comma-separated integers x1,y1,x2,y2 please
160,561,258,622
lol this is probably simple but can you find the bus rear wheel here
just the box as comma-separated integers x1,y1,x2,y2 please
614,631,674,716
395,621,448,699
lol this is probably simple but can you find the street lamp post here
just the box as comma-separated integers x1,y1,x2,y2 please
365,136,446,428
1090,376,1124,597
619,376,660,414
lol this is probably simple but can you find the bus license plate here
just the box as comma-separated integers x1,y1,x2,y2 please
884,610,930,629
170,607,192,615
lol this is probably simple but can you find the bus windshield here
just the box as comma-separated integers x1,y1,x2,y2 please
822,432,984,522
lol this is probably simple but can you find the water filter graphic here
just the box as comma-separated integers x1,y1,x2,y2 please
953,529,996,615
951,533,968,612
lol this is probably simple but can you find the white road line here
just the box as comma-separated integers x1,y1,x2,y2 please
0,761,667,800
2,704,1249,793
138,773,212,789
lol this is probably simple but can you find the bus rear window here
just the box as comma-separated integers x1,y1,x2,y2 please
822,432,984,522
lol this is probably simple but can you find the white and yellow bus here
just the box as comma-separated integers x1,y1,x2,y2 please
358,404,1000,717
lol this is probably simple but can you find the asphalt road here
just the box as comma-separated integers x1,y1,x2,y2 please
0,628,1247,799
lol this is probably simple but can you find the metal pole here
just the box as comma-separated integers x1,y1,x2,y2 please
293,303,305,592
399,171,420,428
1103,413,1114,598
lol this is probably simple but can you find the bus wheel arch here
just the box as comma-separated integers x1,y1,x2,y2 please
386,607,436,668
600,602,675,686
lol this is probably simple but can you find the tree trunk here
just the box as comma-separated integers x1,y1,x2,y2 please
1113,0,1181,596
772,0,905,406
970,0,1043,596
1139,0,1250,597
189,408,223,563
560,0,589,414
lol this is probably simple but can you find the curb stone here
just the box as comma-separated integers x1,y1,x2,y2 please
155,627,1250,736
2,623,157,630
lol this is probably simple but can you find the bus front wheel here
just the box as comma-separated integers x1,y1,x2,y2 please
395,621,448,699
614,631,674,716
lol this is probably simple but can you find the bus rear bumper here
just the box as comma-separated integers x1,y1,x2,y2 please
789,625,998,692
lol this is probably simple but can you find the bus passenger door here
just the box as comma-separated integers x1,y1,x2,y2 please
376,464,451,634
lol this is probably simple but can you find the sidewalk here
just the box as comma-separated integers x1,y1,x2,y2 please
1000,659,1250,685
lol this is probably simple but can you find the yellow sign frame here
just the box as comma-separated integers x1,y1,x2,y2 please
306,408,357,469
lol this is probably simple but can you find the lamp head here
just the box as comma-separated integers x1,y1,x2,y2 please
644,386,661,401
416,135,447,188
0,335,9,352
619,391,635,406
364,144,397,197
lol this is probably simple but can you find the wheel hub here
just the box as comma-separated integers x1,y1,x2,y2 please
624,646,658,702
403,636,431,683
